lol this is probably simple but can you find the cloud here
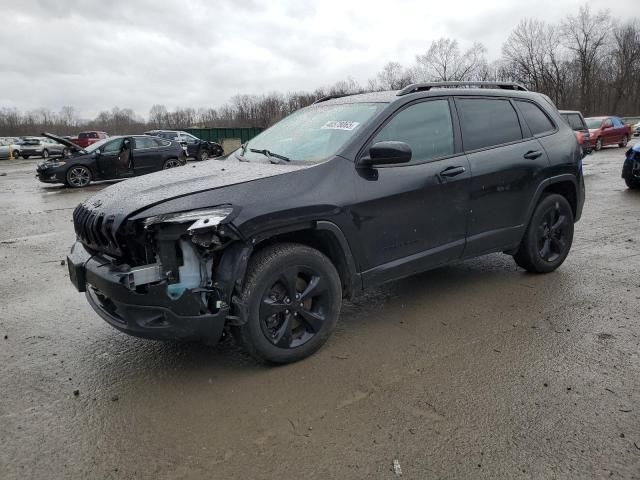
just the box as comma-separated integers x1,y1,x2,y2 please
0,0,636,118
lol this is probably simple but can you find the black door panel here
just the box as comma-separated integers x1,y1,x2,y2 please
355,156,471,286
463,139,549,257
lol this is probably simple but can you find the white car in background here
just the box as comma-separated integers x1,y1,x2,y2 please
633,121,640,137
0,138,21,159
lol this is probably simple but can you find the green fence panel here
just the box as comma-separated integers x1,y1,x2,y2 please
185,127,263,144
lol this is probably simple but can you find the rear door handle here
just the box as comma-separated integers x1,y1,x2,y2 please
523,150,542,160
439,166,466,177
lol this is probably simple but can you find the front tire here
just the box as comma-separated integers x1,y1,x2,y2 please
232,243,342,364
42,149,49,159
595,137,603,151
619,135,629,148
624,176,640,190
65,165,91,188
513,194,574,273
11,150,19,159
22,155,30,159
199,150,209,161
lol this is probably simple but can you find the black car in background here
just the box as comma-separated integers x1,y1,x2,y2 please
67,81,585,364
145,130,224,160
559,110,591,155
36,133,185,187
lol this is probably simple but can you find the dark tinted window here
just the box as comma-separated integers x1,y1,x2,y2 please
134,137,157,149
78,132,88,139
516,100,555,135
372,99,454,163
102,139,123,153
457,98,522,151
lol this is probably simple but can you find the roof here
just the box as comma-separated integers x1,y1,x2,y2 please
316,86,543,107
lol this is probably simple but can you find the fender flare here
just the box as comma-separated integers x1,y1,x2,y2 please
220,220,362,322
524,174,579,223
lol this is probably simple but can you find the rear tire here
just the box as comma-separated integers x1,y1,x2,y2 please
199,150,209,161
42,149,49,159
163,158,182,169
12,150,19,159
22,155,30,159
513,194,574,273
619,135,629,148
232,243,342,364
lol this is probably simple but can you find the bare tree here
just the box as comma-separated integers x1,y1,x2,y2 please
561,5,611,113
372,62,413,90
415,38,487,82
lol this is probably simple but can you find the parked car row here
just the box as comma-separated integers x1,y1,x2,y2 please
0,136,72,159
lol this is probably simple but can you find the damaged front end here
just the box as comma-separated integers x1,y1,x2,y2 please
68,205,250,343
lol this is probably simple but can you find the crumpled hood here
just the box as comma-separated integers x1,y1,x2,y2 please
79,157,308,225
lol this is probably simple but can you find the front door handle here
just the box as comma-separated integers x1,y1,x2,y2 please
439,166,466,178
523,150,542,160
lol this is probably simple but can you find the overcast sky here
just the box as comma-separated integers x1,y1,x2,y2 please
0,0,637,118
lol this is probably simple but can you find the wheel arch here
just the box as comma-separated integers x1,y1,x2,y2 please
220,221,361,308
526,175,579,224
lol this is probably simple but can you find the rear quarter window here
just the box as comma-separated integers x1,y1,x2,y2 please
567,114,585,131
456,98,522,151
515,100,555,136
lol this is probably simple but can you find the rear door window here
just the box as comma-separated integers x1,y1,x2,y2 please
515,100,555,136
456,98,522,151
134,137,157,150
567,114,585,131
612,117,624,127
372,99,454,163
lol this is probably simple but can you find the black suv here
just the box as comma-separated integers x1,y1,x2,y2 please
145,130,223,160
68,82,585,363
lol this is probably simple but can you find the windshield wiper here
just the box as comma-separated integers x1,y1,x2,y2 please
249,148,290,163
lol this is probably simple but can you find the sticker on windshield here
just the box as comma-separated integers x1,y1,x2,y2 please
321,120,360,131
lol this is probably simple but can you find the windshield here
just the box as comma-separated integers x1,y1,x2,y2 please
586,118,604,129
84,137,113,153
240,102,385,162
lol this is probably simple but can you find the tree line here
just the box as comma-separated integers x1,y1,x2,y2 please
1,5,638,137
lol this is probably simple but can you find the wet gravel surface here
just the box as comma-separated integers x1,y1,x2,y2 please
1,146,639,479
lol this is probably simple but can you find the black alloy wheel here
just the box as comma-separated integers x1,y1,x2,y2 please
513,193,574,273
260,266,330,349
233,243,342,364
537,204,569,263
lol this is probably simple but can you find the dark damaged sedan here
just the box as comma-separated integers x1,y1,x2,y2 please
36,133,186,188
67,83,584,363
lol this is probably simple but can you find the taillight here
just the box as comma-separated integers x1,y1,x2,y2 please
575,131,583,145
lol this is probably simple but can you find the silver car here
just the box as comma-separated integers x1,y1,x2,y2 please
18,136,70,159
0,138,21,159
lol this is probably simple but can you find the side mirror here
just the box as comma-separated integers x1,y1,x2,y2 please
359,141,412,167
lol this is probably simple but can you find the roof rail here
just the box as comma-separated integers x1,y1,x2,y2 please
313,94,349,104
397,81,528,96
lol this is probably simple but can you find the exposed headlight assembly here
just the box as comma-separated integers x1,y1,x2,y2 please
142,207,233,231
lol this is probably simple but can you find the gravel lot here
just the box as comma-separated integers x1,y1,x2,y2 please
1,144,639,479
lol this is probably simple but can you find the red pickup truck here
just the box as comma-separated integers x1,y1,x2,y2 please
72,131,108,149
585,116,632,151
